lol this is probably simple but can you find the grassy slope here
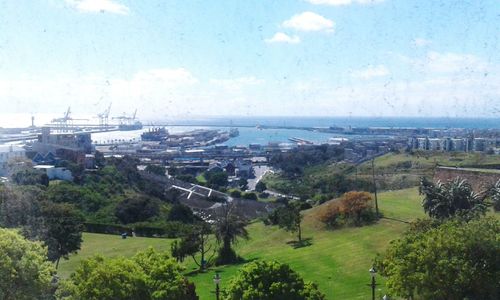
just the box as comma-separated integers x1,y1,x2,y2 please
264,152,500,195
359,151,500,172
57,234,174,278
59,187,425,299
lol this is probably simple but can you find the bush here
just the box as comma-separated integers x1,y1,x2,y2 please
0,228,55,300
258,192,269,199
145,164,166,176
255,181,267,192
375,217,500,299
317,202,342,228
83,222,189,238
242,192,258,201
223,260,325,300
317,191,376,228
167,204,196,224
115,196,160,224
229,190,242,198
84,222,132,235
57,248,198,300
339,191,375,226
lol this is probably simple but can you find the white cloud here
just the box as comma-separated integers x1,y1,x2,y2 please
210,77,264,90
285,73,500,117
65,0,130,15
351,65,390,79
405,51,488,74
306,0,385,6
131,68,198,87
0,68,198,117
282,12,334,32
412,38,432,47
265,32,301,44
425,52,487,73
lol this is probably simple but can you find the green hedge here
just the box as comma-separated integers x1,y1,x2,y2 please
84,221,190,238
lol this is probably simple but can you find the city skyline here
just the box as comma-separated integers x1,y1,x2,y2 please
1,0,500,119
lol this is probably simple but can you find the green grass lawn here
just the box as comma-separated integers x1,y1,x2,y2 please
196,174,207,184
57,233,174,278
59,188,426,299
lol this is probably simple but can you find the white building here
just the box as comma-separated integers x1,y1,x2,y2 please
33,165,74,181
0,145,26,176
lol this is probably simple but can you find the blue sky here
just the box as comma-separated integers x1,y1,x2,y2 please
1,0,500,120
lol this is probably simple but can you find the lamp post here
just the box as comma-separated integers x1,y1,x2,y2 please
368,267,378,300
213,272,221,300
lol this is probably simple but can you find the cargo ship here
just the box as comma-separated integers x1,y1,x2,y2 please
229,128,239,137
141,127,168,141
118,121,143,131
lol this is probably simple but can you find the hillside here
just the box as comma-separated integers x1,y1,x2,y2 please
263,152,500,198
59,187,425,299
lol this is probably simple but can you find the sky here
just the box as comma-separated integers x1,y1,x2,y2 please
1,0,500,121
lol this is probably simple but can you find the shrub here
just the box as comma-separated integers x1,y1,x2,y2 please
0,228,55,300
229,190,242,198
317,202,342,228
242,192,258,201
339,191,375,226
375,217,500,299
223,260,325,300
57,248,197,300
115,196,160,224
317,191,376,228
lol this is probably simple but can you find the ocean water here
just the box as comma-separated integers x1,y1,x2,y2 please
2,114,499,147
162,116,500,130
2,114,499,130
90,126,356,146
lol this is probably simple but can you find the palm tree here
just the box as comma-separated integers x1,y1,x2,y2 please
214,203,249,265
420,177,487,220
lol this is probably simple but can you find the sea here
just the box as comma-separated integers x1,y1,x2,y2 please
1,114,499,147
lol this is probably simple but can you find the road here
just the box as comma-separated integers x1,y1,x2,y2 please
247,165,272,191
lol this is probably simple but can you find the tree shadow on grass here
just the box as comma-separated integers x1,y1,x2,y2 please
286,237,313,249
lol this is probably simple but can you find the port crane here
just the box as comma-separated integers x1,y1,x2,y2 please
113,109,137,125
51,106,88,129
97,103,112,128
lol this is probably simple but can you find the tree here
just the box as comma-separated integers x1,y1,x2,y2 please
41,201,84,269
420,177,488,220
273,202,303,242
56,255,149,300
0,228,55,300
205,171,228,188
145,165,166,177
317,201,342,228
223,260,325,300
316,191,376,228
115,196,160,224
489,179,500,211
0,185,46,239
238,178,248,190
214,203,249,265
171,222,215,271
133,248,198,299
255,181,267,193
57,248,197,300
338,191,375,225
11,168,47,186
167,204,197,223
45,182,106,213
375,217,500,300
